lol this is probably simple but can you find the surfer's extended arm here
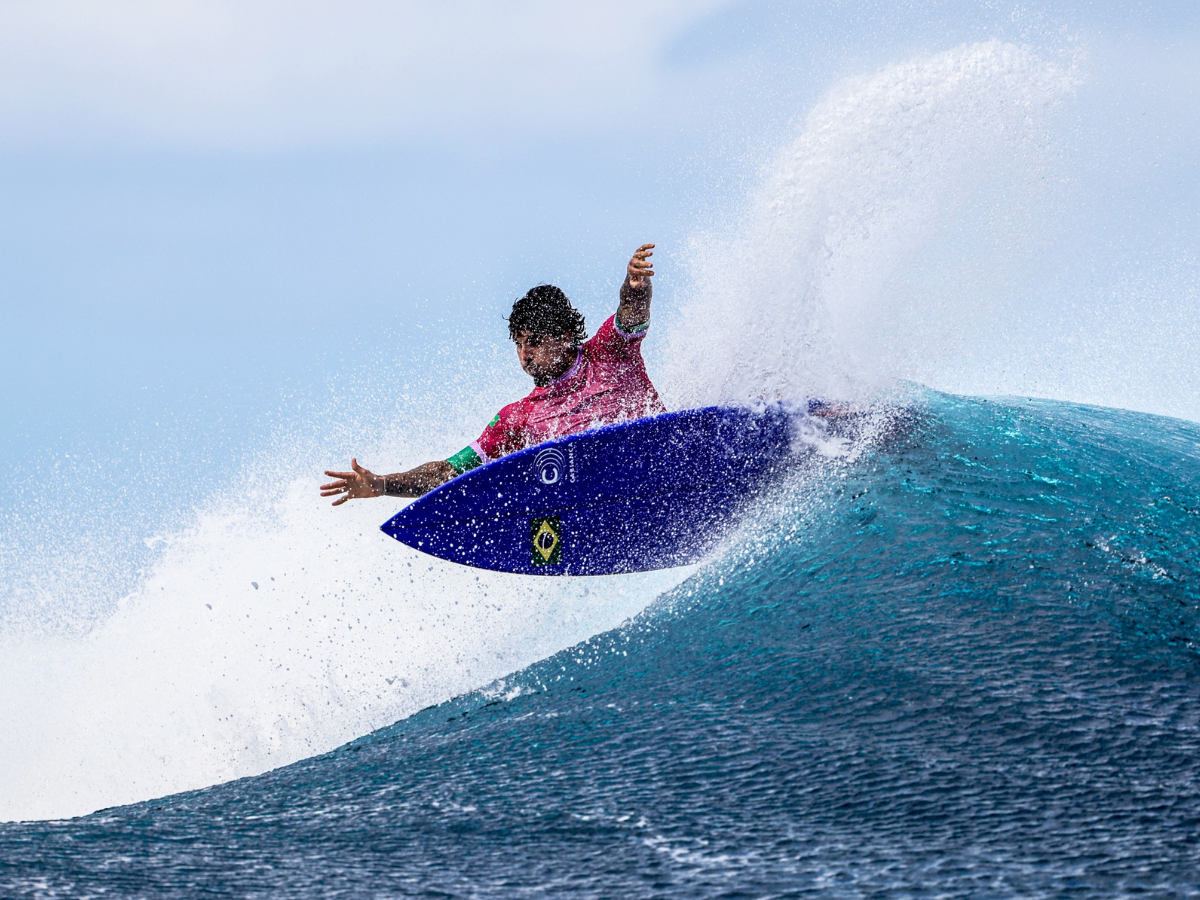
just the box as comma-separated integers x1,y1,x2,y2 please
616,243,654,332
321,458,455,504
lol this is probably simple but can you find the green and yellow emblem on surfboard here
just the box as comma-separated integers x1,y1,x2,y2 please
531,516,562,565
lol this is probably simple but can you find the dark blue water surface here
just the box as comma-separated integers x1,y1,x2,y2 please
3,393,1199,897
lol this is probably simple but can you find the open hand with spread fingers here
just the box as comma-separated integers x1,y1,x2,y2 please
627,243,654,289
321,458,384,506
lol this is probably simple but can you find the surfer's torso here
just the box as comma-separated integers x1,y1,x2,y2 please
451,314,665,471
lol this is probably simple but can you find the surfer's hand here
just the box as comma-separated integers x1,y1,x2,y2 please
320,458,384,506
627,243,654,289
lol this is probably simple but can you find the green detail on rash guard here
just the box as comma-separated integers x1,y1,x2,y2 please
446,445,483,475
615,313,649,335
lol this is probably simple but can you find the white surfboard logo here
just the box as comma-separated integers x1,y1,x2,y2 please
535,448,565,485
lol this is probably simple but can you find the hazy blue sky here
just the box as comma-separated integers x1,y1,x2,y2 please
2,0,1199,501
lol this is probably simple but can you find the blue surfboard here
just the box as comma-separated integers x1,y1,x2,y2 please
380,406,800,575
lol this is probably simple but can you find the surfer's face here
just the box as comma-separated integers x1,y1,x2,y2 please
514,330,576,386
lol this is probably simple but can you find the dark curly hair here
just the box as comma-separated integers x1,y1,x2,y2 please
506,284,587,347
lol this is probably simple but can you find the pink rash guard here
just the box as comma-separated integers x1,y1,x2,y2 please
446,314,665,473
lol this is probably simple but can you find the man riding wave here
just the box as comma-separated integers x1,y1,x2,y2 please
321,244,663,504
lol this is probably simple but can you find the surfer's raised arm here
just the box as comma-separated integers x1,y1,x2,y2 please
617,243,654,331
321,244,664,506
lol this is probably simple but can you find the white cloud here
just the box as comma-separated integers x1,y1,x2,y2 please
0,0,728,150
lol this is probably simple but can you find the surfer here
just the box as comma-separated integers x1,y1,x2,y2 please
321,244,665,503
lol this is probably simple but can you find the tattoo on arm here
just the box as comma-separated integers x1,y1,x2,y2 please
618,277,652,330
381,461,457,498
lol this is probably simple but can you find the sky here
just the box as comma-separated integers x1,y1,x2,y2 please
2,0,1199,521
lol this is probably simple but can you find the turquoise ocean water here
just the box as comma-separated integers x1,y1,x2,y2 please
2,392,1197,896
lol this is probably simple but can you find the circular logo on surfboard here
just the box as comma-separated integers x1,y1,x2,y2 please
535,448,565,485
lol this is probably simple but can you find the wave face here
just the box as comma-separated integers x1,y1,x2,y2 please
3,393,1198,896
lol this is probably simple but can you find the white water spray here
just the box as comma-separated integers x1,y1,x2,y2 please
660,41,1081,408
0,470,687,821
